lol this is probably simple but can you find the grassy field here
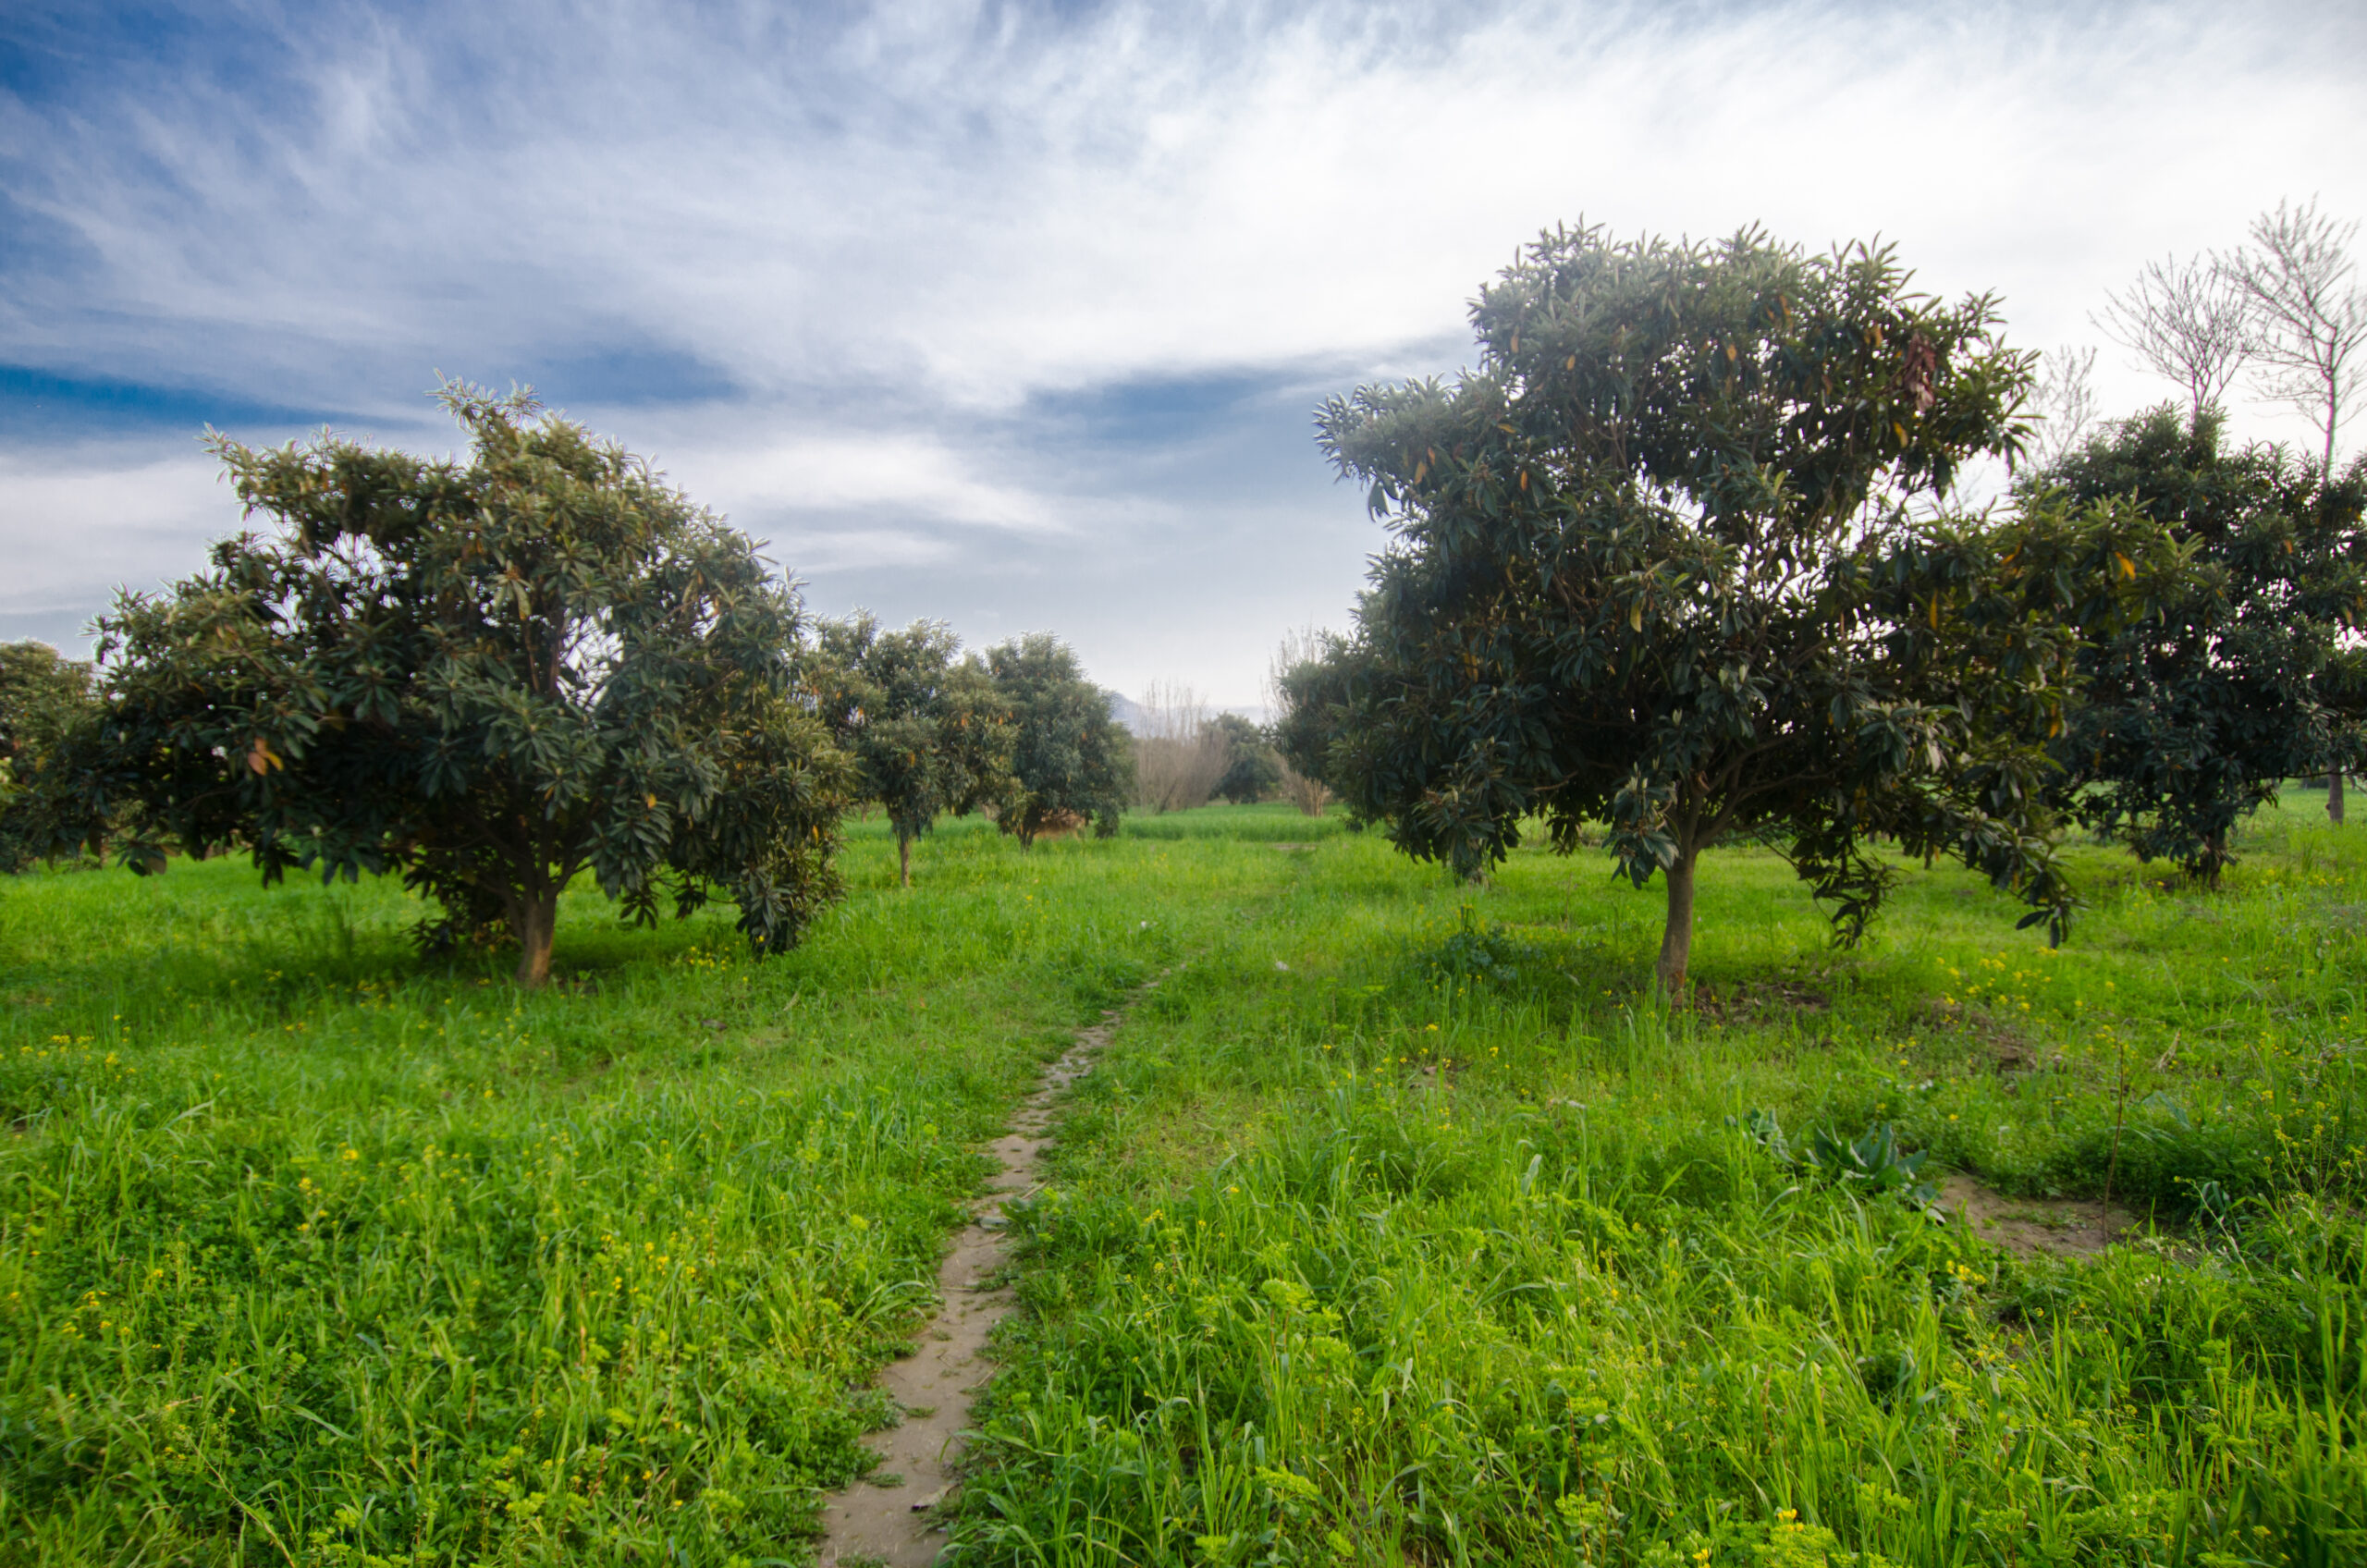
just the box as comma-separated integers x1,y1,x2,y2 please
2,799,2362,1564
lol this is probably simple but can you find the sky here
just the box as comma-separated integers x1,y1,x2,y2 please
4,1,2364,708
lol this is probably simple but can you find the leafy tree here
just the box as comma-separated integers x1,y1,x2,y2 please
809,613,1013,886
0,641,97,872
62,385,852,986
1209,711,1281,804
986,634,1131,847
1266,627,1341,817
1287,224,2174,993
2031,405,2366,878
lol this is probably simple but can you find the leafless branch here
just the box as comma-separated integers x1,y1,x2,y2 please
2227,196,2367,473
2027,346,2101,471
2092,253,2250,427
1132,679,1228,812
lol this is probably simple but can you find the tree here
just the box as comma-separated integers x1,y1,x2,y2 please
0,641,98,872
2031,405,2366,874
2227,199,2367,824
1265,626,1337,817
986,634,1131,847
1209,712,1282,804
63,385,852,986
809,613,1013,886
2028,346,2103,472
2094,252,2250,427
1287,224,2175,993
2231,198,2367,479
1130,680,1229,814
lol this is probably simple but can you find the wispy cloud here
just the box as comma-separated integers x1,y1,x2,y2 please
4,0,2363,701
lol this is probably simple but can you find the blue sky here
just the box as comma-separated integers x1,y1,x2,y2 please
4,0,2363,704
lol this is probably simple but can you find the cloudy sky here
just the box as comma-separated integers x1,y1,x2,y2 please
5,1,2363,706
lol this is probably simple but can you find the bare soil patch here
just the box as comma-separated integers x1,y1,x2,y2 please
1690,976,1830,1025
816,998,1134,1566
1941,1174,2139,1259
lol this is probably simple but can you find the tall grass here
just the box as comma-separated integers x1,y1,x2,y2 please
958,794,2367,1565
6,795,2364,1564
0,817,1292,1565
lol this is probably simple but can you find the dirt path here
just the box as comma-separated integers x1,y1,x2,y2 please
816,1002,1128,1566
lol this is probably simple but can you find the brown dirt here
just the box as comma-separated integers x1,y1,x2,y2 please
815,998,1134,1566
1940,1174,2139,1259
1689,976,1830,1025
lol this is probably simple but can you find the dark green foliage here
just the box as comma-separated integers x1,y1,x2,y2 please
1268,627,1349,797
0,641,97,872
2030,405,2367,881
62,384,851,985
985,633,1132,846
1208,711,1280,804
1738,1109,1944,1214
809,613,1013,885
1422,901,1536,986
1288,223,2175,988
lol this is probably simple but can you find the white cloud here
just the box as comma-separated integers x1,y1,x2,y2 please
0,447,229,622
5,0,2365,699
656,429,1065,537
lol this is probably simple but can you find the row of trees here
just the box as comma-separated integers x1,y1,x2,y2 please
1127,682,1293,815
1127,643,1343,818
808,613,1134,883
0,386,1134,986
1275,218,2365,993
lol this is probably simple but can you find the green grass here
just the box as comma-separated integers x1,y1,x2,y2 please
4,795,2365,1564
1119,802,1347,842
0,817,1294,1564
953,792,2367,1566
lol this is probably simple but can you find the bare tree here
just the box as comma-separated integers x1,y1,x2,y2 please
2228,197,2367,477
2093,252,2250,426
1130,679,1229,813
2028,345,2102,470
1266,627,1335,817
2227,199,2367,827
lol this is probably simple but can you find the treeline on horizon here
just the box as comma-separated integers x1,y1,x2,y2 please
2,200,2362,994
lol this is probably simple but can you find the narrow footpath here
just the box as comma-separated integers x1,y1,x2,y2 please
816,997,1135,1565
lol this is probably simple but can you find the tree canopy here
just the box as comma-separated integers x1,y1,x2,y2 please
2030,405,2366,878
59,385,851,986
986,634,1131,847
0,641,97,874
809,613,1013,885
1285,224,2172,991
1209,712,1281,804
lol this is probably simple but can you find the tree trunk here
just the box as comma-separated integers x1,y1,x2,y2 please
2332,772,2347,827
512,890,559,988
898,831,913,888
1655,849,1698,997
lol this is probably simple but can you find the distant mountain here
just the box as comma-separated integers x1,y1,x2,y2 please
1102,689,1149,734
1102,690,1268,735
